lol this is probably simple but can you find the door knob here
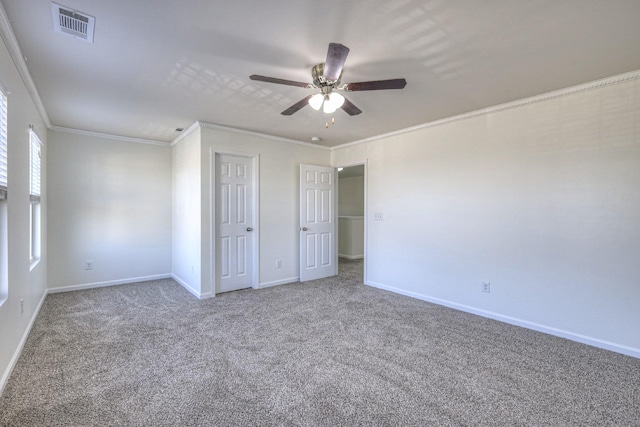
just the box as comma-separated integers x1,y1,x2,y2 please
246,227,253,232
301,227,308,231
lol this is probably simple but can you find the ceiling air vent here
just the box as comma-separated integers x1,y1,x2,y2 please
51,2,95,43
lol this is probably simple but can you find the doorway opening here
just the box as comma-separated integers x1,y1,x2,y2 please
337,164,365,283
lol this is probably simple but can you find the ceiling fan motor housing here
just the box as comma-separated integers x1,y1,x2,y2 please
312,63,342,93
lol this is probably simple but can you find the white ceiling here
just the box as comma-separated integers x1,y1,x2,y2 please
2,0,640,147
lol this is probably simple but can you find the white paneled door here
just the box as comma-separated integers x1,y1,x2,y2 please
217,154,254,293
300,164,336,282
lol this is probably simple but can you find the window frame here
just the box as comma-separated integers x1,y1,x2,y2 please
29,128,42,268
0,85,8,304
0,83,7,198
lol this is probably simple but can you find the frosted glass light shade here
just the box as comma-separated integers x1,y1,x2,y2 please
323,95,337,114
328,92,345,109
308,93,324,110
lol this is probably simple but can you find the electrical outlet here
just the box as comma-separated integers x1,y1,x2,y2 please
482,281,491,293
20,299,24,314
374,212,384,221
84,260,93,270
276,259,282,268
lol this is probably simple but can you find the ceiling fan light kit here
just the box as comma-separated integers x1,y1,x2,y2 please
311,92,345,114
249,43,406,117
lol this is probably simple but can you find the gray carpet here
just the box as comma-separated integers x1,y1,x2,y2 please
338,257,363,282
1,264,639,426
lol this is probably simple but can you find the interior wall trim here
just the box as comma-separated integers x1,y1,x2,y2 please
366,280,640,359
171,120,330,150
258,277,299,289
0,2,51,128
334,69,640,151
171,273,214,300
0,289,47,397
170,121,201,146
198,121,330,150
48,274,173,294
50,126,170,146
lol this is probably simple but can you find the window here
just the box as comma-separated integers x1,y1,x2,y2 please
0,85,7,302
29,128,42,267
0,87,6,195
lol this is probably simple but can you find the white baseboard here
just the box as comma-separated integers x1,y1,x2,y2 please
365,280,640,359
338,254,364,260
259,277,299,289
170,274,215,300
171,273,201,298
48,274,172,294
0,289,47,397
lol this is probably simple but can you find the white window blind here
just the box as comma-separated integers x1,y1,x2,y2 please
29,129,42,202
0,88,7,200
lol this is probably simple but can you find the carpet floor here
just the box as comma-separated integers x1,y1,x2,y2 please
1,262,638,426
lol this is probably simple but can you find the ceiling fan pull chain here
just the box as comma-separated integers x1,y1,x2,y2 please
325,117,336,129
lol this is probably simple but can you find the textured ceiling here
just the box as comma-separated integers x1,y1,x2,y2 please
2,0,640,147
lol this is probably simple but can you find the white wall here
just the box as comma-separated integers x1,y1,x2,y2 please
199,125,330,293
332,76,640,356
47,130,172,290
0,28,48,393
338,216,364,259
338,175,364,216
171,127,202,296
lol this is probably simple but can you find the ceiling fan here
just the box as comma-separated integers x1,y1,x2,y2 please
250,43,407,116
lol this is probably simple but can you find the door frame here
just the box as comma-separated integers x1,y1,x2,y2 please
335,160,368,284
210,149,260,296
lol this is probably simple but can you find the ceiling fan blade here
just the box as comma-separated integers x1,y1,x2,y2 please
344,78,407,91
341,97,362,116
281,95,313,115
323,43,350,81
250,74,311,88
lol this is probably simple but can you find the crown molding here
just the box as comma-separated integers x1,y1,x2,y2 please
170,121,201,146
0,2,51,128
333,69,640,151
198,121,330,150
50,126,170,146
